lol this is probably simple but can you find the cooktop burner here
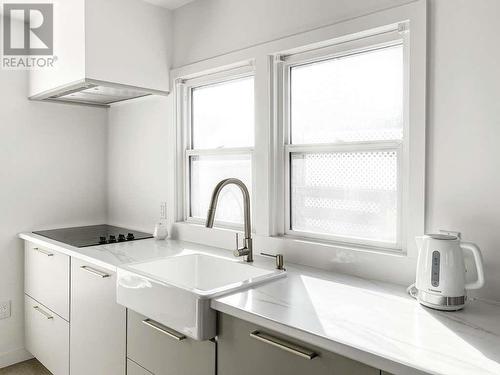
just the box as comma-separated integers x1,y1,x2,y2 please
33,225,153,248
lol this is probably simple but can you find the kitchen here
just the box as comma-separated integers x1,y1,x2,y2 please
1,0,500,374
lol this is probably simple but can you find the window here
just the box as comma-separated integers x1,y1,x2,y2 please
174,8,426,258
279,32,407,249
181,69,255,227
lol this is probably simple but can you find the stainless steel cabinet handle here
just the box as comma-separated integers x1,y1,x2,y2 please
80,266,110,278
33,306,53,320
250,331,318,360
33,247,54,257
142,319,186,341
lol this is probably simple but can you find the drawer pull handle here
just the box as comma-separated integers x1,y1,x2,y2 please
142,319,186,341
250,331,318,360
33,247,54,257
33,306,53,320
81,266,110,278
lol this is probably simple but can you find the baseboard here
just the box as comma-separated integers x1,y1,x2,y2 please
0,348,33,369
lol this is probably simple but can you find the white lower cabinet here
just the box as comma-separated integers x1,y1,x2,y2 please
217,313,379,375
25,295,69,375
24,242,70,320
127,310,215,375
70,258,126,375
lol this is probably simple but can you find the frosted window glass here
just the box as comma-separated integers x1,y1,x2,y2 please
190,154,252,225
192,77,254,149
290,45,403,144
291,151,398,243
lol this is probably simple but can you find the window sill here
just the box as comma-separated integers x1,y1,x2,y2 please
172,221,409,259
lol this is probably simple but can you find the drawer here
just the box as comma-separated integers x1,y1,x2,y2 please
218,313,378,375
127,359,153,375
127,310,215,375
25,294,69,375
25,242,70,320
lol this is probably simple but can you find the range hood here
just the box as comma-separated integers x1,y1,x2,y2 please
31,79,167,108
29,0,170,107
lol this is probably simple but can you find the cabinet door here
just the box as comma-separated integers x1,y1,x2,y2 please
25,242,70,320
70,258,126,375
127,310,215,375
218,314,378,375
25,295,69,375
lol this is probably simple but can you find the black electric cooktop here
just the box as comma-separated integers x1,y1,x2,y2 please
33,225,153,248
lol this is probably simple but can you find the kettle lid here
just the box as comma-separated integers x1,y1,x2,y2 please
427,233,458,240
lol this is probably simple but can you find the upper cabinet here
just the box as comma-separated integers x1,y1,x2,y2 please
29,0,171,107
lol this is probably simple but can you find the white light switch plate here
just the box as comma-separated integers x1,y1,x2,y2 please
0,300,11,319
160,201,167,220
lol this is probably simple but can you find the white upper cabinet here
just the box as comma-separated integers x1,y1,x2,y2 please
29,0,170,107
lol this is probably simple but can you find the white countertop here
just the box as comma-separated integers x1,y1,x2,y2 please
19,232,500,375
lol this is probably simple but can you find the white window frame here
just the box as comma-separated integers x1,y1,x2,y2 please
177,64,256,230
170,1,426,262
273,26,410,251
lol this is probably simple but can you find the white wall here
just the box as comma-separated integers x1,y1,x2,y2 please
107,0,500,301
107,96,172,233
426,0,500,301
107,4,174,233
0,69,108,367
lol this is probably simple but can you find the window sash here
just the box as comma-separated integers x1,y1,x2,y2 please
276,29,408,251
183,72,255,152
282,38,406,147
284,142,403,249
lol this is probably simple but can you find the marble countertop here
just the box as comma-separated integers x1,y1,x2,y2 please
19,232,234,272
19,232,500,375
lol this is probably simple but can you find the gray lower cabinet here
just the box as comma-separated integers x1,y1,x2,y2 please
217,313,379,375
127,359,153,375
127,310,216,375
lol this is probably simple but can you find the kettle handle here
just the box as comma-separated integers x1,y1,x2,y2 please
461,242,485,290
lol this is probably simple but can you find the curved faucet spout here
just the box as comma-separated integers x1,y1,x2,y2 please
205,178,253,262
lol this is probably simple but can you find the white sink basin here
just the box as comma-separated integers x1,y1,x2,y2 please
116,253,285,340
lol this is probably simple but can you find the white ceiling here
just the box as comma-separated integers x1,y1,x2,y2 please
142,0,197,10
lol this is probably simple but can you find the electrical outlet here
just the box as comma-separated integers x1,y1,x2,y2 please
160,201,167,220
0,300,11,320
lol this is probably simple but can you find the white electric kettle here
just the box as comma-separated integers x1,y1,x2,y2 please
411,233,485,311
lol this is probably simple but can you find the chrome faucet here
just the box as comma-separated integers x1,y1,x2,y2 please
205,178,253,263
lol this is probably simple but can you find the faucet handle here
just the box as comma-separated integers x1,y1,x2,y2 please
260,252,286,271
233,233,250,258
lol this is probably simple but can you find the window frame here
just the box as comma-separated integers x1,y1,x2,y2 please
171,1,426,262
177,65,256,230
274,27,410,251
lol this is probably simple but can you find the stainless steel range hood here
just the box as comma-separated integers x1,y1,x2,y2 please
30,79,168,108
